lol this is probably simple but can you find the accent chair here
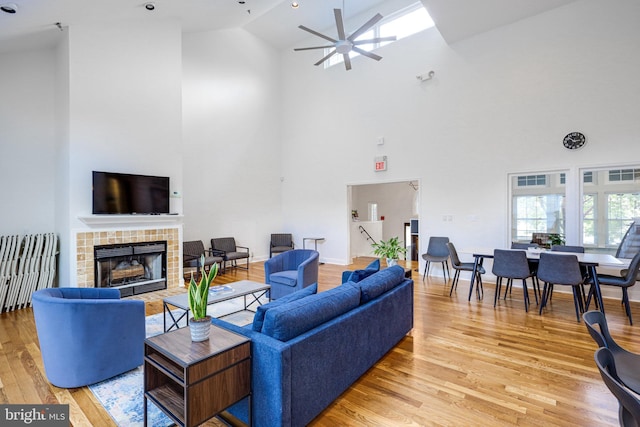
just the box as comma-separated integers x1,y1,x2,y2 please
183,240,223,279
31,287,145,388
264,249,319,299
210,237,250,273
270,233,294,258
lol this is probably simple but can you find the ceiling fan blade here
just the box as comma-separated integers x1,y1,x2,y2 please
314,49,337,66
334,9,346,40
343,54,352,71
352,36,397,45
294,45,335,51
298,25,337,43
347,13,383,42
352,46,382,61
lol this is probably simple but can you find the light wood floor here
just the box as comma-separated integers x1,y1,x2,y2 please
1,258,636,426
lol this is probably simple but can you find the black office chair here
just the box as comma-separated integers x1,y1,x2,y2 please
586,252,640,325
492,249,535,312
537,252,585,321
584,310,640,395
446,242,485,298
594,347,640,427
422,237,450,281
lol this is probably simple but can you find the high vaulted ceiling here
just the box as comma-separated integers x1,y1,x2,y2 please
0,0,577,54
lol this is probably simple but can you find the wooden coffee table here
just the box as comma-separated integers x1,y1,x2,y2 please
143,325,251,427
163,280,270,332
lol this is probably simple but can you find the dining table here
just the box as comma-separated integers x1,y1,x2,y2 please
466,249,627,314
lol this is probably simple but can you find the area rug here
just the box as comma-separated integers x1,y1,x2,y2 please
89,297,263,426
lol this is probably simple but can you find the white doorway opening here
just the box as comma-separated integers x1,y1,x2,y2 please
347,180,419,263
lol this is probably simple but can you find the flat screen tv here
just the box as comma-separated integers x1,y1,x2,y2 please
92,171,170,215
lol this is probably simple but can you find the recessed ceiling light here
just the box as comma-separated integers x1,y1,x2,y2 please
0,3,18,14
291,2,299,8
144,2,155,11
238,1,246,4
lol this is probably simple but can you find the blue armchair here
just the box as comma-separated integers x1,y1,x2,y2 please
32,287,145,388
264,249,319,299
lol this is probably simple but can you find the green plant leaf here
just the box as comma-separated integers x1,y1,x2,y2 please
371,236,407,259
187,255,219,320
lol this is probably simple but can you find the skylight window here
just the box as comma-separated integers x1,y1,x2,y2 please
325,2,434,69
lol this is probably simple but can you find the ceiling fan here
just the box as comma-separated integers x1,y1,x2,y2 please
293,8,397,71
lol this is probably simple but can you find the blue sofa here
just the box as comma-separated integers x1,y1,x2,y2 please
32,287,145,388
212,265,413,427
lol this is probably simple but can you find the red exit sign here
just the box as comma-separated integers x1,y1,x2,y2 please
375,156,387,172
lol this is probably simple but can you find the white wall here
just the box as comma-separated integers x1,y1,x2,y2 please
0,48,57,235
66,21,184,224
280,0,640,270
55,32,70,288
181,28,283,260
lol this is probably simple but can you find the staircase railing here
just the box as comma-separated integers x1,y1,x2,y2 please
358,225,377,246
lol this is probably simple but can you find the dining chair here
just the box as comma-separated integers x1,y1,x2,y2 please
422,237,450,281
537,252,585,321
594,347,640,427
510,242,538,250
583,310,640,395
446,242,485,298
501,243,541,301
586,252,640,325
550,244,588,304
492,249,535,312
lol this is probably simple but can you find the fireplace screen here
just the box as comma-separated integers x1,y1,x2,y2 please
94,241,167,296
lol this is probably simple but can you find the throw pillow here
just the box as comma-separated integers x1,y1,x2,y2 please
365,258,381,271
251,283,318,332
345,258,381,283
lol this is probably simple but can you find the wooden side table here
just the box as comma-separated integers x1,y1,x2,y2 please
144,325,251,427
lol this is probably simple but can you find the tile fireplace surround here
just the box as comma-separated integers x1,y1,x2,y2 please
75,227,180,289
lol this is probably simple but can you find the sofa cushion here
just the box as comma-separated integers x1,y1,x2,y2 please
357,265,405,303
261,283,361,341
269,270,298,287
251,283,317,332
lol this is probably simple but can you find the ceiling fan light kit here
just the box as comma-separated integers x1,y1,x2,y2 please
294,8,396,71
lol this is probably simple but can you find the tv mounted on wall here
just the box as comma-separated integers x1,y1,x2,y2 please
92,171,170,215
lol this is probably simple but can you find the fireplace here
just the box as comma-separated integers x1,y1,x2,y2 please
94,241,167,296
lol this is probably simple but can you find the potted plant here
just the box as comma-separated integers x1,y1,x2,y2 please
548,233,566,248
188,255,219,342
372,237,407,267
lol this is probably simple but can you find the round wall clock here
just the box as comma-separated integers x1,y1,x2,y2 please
563,132,586,150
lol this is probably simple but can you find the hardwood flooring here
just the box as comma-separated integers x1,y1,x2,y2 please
1,258,636,426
